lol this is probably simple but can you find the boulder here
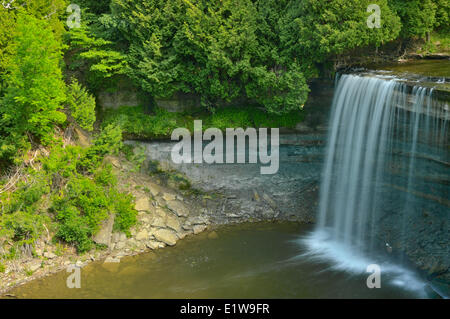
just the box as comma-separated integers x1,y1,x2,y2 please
193,224,207,235
154,229,178,246
136,230,149,241
151,216,166,228
43,252,57,259
112,232,127,243
162,192,176,201
147,182,162,197
166,214,182,232
74,127,91,147
146,241,160,250
28,261,42,272
115,241,125,250
93,214,115,247
187,215,209,225
166,200,189,217
135,197,151,212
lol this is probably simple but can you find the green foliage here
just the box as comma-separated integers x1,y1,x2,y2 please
0,177,51,247
65,26,127,90
41,144,83,179
51,164,136,252
75,124,123,172
418,31,450,54
205,106,304,131
77,0,111,14
53,203,94,253
280,0,401,68
2,179,49,213
103,106,180,139
66,79,96,131
110,0,309,113
1,123,135,254
61,0,447,115
0,13,66,166
0,8,16,94
390,0,437,38
94,163,117,187
112,193,137,236
122,144,147,172
0,210,50,245
92,124,123,156
52,175,110,252
102,105,304,139
49,156,133,252
433,0,450,32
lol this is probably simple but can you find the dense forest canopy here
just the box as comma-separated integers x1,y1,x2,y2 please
72,0,447,112
0,0,448,167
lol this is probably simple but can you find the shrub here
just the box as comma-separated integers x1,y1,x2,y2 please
54,204,94,253
92,123,123,156
42,144,84,180
113,193,137,237
0,210,49,245
94,164,117,187
103,105,304,139
78,124,123,172
63,177,111,232
66,79,96,131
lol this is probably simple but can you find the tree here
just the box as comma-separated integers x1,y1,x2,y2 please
66,78,96,131
110,0,309,113
0,8,16,94
432,0,449,32
0,13,66,165
77,0,111,14
390,0,437,39
279,0,401,70
65,26,127,91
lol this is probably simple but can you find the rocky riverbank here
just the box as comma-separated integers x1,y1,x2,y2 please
0,153,215,295
0,132,324,297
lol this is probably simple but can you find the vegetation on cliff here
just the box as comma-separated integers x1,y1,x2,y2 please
0,3,137,267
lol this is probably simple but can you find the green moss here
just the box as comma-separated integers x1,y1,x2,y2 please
102,105,304,140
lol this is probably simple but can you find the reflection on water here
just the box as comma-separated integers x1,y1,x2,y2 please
6,223,431,299
369,59,450,79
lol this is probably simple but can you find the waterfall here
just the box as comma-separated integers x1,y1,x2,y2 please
302,73,449,293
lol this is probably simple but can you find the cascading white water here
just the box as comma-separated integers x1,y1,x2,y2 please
302,73,449,294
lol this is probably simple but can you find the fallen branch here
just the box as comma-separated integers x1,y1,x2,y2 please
0,165,23,194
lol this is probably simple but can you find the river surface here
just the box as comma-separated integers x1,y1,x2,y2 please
5,223,430,299
369,59,450,79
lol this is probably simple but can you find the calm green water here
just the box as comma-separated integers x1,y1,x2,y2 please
370,59,450,78
5,223,429,299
